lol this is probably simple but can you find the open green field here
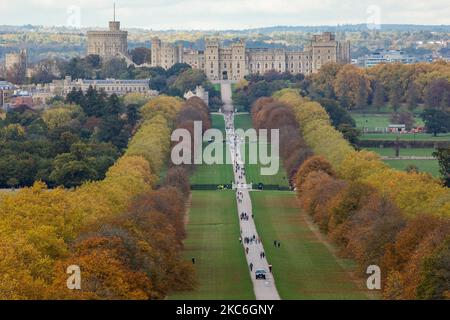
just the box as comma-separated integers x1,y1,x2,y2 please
352,113,424,129
211,114,226,135
251,191,372,300
189,143,234,185
240,143,289,187
360,133,450,141
235,113,290,187
170,191,254,300
384,159,440,177
212,83,221,93
365,147,436,157
235,113,253,131
189,114,233,185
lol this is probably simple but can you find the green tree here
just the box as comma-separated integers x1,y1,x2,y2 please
421,109,450,136
433,148,450,187
406,82,419,111
372,81,386,111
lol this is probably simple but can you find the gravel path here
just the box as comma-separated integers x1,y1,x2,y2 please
223,108,281,300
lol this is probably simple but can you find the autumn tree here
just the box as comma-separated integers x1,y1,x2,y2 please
334,64,371,109
433,147,450,187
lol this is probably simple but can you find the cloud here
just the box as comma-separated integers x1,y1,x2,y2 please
1,0,450,29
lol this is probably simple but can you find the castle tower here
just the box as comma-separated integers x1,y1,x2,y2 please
109,3,120,31
87,4,128,59
231,40,246,80
205,39,220,81
151,37,162,67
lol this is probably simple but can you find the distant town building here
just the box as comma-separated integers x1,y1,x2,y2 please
4,49,27,72
2,49,28,83
357,50,415,68
1,90,34,110
184,86,209,106
388,124,407,134
49,77,155,96
86,5,128,60
0,81,16,109
151,32,351,81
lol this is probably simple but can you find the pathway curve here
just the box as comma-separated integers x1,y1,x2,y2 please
221,82,281,300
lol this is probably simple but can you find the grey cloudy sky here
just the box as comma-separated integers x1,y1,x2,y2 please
1,0,450,29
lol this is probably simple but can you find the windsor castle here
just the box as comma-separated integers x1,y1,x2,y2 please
87,14,351,81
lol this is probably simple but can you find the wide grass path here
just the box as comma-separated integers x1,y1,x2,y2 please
170,191,254,300
251,191,372,300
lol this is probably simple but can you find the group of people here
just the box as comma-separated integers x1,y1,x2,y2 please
226,112,274,280
240,212,250,221
273,240,281,248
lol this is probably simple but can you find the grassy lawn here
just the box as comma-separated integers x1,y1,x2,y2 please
384,159,440,177
189,114,233,185
211,114,226,135
170,191,254,300
242,142,289,187
366,147,436,157
235,113,290,187
251,191,372,300
235,113,253,131
190,143,234,185
352,113,424,129
360,133,450,141
213,83,221,92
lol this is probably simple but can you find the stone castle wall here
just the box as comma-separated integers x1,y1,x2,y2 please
150,32,350,81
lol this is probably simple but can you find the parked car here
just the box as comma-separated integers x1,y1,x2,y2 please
255,269,267,280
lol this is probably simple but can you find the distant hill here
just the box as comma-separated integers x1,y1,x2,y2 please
1,24,450,34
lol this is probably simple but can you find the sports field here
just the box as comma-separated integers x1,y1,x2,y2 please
170,191,254,300
365,147,440,177
251,191,372,300
360,133,450,141
384,159,440,177
352,113,424,129
365,147,436,157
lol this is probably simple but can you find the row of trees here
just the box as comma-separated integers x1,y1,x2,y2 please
295,156,450,299
307,61,450,112
251,90,450,299
0,95,199,299
251,97,312,185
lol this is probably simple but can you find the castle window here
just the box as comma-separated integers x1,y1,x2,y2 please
237,63,240,68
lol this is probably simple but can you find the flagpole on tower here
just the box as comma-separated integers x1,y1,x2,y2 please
114,3,116,22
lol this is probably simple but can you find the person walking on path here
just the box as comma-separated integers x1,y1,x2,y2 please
269,264,273,273
250,263,254,272
192,257,196,265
